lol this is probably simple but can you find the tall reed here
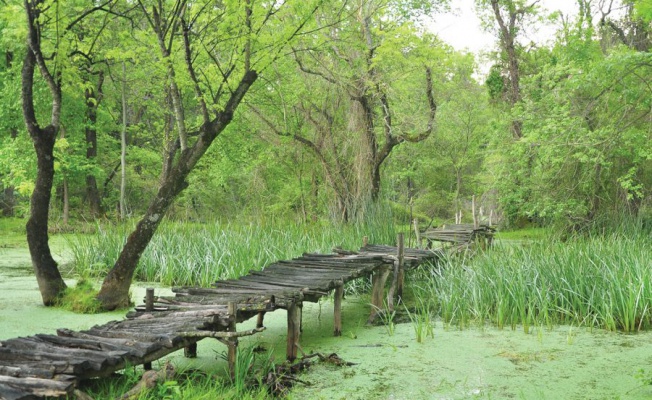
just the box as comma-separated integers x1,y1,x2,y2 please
416,230,652,333
67,213,395,287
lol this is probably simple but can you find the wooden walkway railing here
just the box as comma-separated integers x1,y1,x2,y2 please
0,237,440,400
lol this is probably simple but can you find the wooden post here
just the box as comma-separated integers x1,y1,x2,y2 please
145,288,154,312
227,302,238,378
413,218,420,249
396,232,405,301
363,235,369,248
387,233,405,311
333,280,344,336
298,301,304,333
256,311,265,329
367,265,390,324
286,300,302,361
144,289,156,366
184,342,197,358
472,195,478,229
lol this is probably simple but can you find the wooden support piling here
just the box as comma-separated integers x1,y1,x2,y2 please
256,311,265,329
413,218,421,249
227,302,238,378
143,289,155,370
397,233,405,300
387,233,405,311
184,343,197,358
286,300,302,361
333,280,344,336
145,288,154,312
367,265,390,324
472,195,478,229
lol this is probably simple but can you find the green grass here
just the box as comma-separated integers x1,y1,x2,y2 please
81,363,271,400
494,226,550,241
56,278,102,313
67,214,396,288
415,228,652,333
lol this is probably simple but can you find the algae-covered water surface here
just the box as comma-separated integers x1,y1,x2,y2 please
2,239,652,399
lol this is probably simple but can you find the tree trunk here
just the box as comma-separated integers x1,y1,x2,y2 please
62,177,69,226
96,170,188,309
26,126,67,305
490,0,523,139
120,61,127,220
2,128,17,217
21,15,67,305
3,53,16,217
85,73,104,218
2,186,16,217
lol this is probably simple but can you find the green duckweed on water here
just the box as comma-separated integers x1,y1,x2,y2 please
3,240,652,399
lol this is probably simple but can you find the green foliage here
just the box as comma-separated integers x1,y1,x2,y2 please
485,64,507,101
633,0,652,21
0,0,650,256
487,18,652,228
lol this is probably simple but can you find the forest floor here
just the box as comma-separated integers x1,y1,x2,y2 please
1,233,652,399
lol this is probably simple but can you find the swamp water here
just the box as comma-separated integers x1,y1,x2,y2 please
2,243,652,399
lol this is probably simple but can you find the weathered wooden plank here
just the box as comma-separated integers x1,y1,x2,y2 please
0,375,74,400
56,329,159,358
0,364,56,380
237,275,334,290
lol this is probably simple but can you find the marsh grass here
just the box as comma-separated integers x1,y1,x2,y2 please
404,300,435,343
220,344,276,396
372,303,396,336
417,229,652,333
68,215,395,287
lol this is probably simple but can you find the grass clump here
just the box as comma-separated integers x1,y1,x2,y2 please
81,365,271,400
418,229,652,333
404,300,435,343
56,278,102,314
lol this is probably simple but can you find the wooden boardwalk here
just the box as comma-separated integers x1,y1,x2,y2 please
422,223,495,248
0,241,440,400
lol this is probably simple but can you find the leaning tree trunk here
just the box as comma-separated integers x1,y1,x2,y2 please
96,168,188,309
96,70,258,310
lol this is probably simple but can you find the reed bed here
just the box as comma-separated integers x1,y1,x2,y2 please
67,218,395,287
416,231,652,333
